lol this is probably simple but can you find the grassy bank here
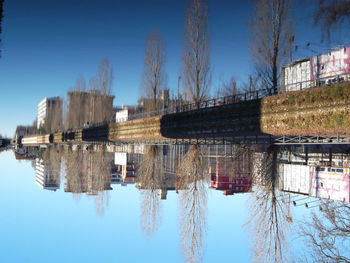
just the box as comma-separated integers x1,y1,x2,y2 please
260,83,350,135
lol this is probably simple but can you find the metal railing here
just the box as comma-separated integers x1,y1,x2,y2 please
60,72,350,130
127,87,275,121
281,72,350,92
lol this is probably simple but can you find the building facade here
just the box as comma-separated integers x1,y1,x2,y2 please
280,46,350,93
37,97,63,132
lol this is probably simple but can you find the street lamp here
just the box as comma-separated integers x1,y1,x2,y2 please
177,75,182,111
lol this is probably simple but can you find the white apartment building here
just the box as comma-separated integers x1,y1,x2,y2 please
37,97,62,130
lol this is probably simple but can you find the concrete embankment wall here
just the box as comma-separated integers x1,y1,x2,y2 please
109,115,165,141
20,83,350,144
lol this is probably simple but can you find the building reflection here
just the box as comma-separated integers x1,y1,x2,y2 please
209,145,253,195
278,145,350,203
13,141,350,262
35,159,60,191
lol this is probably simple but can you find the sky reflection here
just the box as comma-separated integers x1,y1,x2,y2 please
1,144,349,262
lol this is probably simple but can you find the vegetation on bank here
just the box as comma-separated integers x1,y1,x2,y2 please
260,83,350,135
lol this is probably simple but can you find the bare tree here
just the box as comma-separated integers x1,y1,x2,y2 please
246,147,291,263
65,59,114,129
95,58,114,123
314,0,350,41
140,31,167,112
137,145,164,237
178,145,208,263
96,57,113,96
249,0,294,94
140,189,162,238
300,201,350,263
62,145,113,216
182,0,211,108
216,76,238,97
241,74,261,93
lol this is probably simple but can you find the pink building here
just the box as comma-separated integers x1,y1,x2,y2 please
210,157,252,195
309,166,350,202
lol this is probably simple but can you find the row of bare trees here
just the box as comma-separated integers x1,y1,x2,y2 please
140,0,349,109
140,0,295,111
62,144,113,215
140,0,211,111
65,58,114,129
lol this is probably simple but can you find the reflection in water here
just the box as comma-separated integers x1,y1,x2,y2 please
38,145,62,190
11,142,350,262
178,145,207,263
62,144,114,215
140,190,162,237
209,145,254,195
247,146,290,263
300,201,350,262
137,145,163,237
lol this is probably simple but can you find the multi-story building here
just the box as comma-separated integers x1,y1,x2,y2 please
35,158,60,191
37,97,63,131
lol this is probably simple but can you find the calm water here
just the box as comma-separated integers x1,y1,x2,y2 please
1,144,349,263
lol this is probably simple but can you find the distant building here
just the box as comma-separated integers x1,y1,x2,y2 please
37,97,63,131
115,108,128,123
14,125,37,155
137,89,173,112
115,105,138,123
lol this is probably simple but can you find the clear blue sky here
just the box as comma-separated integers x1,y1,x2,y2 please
0,0,349,137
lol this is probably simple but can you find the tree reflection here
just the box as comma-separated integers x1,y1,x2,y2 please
178,145,207,263
137,145,163,237
62,145,113,215
300,201,350,263
247,146,290,263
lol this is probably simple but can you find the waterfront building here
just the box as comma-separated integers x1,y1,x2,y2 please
37,97,63,131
